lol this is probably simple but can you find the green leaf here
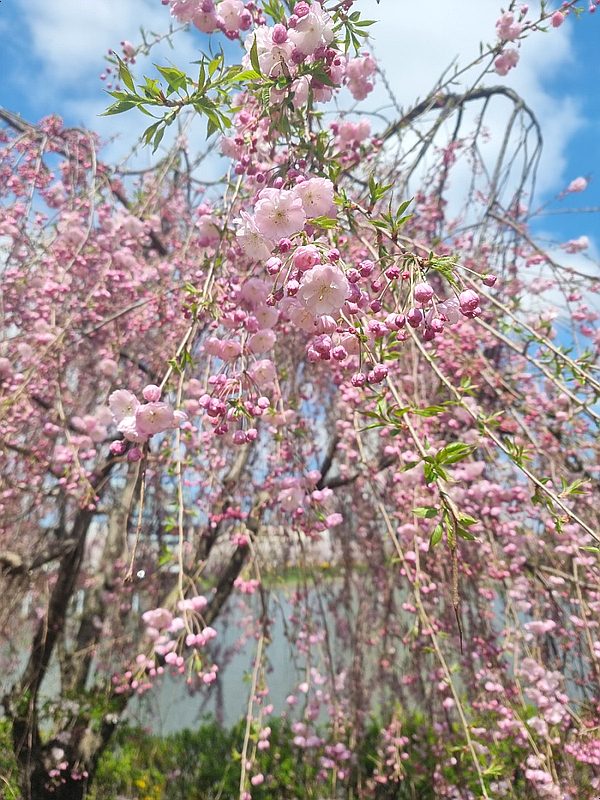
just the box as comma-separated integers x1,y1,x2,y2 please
413,405,449,417
310,68,336,88
309,216,338,229
117,58,136,93
435,442,476,466
249,35,262,75
430,524,444,548
152,125,165,154
155,64,188,94
230,68,262,83
101,100,138,116
208,52,223,77
142,121,161,146
413,507,438,519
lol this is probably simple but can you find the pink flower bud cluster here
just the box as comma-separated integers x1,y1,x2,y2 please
113,599,221,690
193,371,267,443
233,576,260,593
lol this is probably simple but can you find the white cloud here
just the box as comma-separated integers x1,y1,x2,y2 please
354,0,583,198
11,0,587,201
17,0,169,82
14,0,226,174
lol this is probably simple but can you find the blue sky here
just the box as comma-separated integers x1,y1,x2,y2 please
0,0,598,252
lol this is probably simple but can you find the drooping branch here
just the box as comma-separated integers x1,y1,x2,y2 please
381,85,540,145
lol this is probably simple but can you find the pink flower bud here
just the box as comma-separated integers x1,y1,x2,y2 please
406,308,423,328
294,2,310,17
459,289,480,313
142,384,161,402
127,447,142,462
272,23,288,44
316,315,337,334
358,260,374,277
414,282,434,304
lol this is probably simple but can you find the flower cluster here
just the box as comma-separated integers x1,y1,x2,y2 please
167,0,252,37
109,385,187,446
494,48,519,76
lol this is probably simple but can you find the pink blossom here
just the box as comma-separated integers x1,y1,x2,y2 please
235,210,273,261
437,298,461,324
220,339,242,360
496,12,522,41
142,607,173,630
297,264,350,317
249,358,277,387
293,177,335,218
254,305,279,329
289,4,334,55
170,0,199,23
240,277,270,308
278,483,304,511
290,75,310,109
287,299,319,332
525,619,556,635
248,329,276,354
197,213,220,243
567,176,587,193
109,390,140,423
244,28,294,78
135,402,175,436
142,384,161,402
221,136,243,160
459,289,480,313
339,118,371,143
193,9,218,33
562,235,589,253
346,54,377,100
414,282,434,304
205,336,223,356
217,0,244,31
171,410,188,428
202,626,217,641
98,358,119,378
293,244,321,271
494,48,519,76
117,416,147,444
254,188,306,239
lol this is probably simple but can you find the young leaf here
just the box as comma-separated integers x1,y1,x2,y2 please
413,507,438,519
249,35,262,75
430,524,444,548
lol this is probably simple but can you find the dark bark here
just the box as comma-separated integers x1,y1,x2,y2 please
4,457,118,800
